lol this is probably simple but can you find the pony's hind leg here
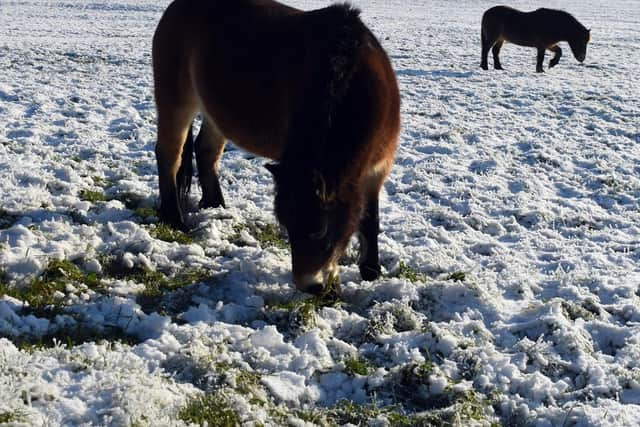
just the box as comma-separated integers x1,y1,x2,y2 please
195,117,227,209
548,45,562,68
156,105,197,230
358,193,380,281
492,40,504,70
358,166,389,281
536,47,546,73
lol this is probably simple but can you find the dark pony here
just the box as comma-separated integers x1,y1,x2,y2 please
480,6,591,72
152,0,400,294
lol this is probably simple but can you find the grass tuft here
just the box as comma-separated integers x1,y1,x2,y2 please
329,400,384,425
91,176,107,187
79,189,106,203
454,390,488,422
254,223,288,249
146,223,194,244
268,289,341,331
447,271,466,282
343,356,373,376
110,192,143,210
232,222,288,249
2,259,104,310
178,393,240,427
395,261,426,282
15,327,138,352
0,411,23,424
133,207,157,221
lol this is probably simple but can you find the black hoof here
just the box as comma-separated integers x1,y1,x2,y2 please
360,264,381,281
199,198,226,210
158,210,188,232
480,64,488,70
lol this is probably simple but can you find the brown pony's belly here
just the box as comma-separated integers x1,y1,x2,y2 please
192,53,297,161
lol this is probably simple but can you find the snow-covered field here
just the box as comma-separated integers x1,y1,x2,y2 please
1,0,639,425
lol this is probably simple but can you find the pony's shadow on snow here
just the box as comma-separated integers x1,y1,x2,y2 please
397,68,474,79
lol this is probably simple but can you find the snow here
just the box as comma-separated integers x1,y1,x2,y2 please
1,0,639,425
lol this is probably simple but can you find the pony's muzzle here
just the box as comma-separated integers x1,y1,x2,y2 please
293,263,339,295
294,271,325,295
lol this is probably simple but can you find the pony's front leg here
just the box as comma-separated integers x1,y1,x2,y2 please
358,195,381,281
548,45,562,68
536,47,546,73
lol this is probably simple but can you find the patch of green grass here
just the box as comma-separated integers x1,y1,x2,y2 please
395,261,426,282
387,412,413,426
177,393,240,427
271,298,318,330
15,326,138,352
561,300,597,321
79,189,106,203
415,360,435,379
232,222,288,249
110,192,143,210
447,271,466,282
92,176,107,187
133,207,157,221
3,259,104,310
71,155,82,163
100,257,210,304
343,356,373,376
454,390,488,423
146,223,194,244
292,408,334,426
233,369,267,404
329,400,384,425
268,289,341,330
0,411,23,423
254,223,288,249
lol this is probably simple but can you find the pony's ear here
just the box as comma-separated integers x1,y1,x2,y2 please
265,163,281,177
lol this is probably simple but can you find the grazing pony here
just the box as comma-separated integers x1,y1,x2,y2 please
480,6,591,73
152,0,400,294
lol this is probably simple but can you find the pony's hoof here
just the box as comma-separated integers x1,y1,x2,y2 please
158,212,188,232
199,198,226,210
359,264,381,281
480,64,489,70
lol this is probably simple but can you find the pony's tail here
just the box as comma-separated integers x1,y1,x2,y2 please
176,125,194,212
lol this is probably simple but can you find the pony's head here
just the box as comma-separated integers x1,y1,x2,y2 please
569,28,591,63
267,163,359,294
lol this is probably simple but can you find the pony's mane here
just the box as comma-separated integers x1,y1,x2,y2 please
282,3,368,175
538,8,587,32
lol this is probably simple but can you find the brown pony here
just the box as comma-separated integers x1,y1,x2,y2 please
480,6,591,73
152,0,400,294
